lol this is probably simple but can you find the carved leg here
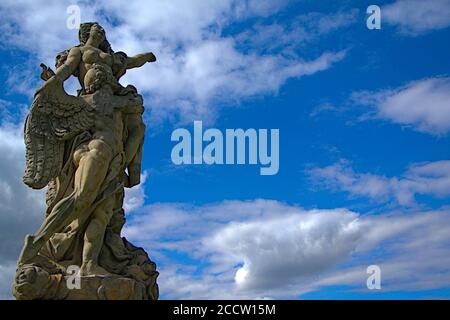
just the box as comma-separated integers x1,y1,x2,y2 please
124,115,145,164
18,140,112,265
80,195,115,276
124,115,145,187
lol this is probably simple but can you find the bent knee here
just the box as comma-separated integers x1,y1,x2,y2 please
88,140,113,160
73,145,89,167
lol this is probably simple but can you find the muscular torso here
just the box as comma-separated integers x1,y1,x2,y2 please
78,45,114,85
73,46,127,163
92,108,125,156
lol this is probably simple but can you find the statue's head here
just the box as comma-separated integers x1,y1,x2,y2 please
79,22,112,54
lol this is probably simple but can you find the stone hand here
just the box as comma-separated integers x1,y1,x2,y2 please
145,52,156,63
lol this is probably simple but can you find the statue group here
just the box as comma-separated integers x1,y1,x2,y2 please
12,22,159,300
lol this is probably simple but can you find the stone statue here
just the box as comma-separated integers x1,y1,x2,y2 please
12,22,159,300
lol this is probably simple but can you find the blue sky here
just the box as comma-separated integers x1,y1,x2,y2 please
0,0,450,299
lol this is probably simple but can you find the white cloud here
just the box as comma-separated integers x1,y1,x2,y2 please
123,200,450,299
383,0,450,35
236,9,359,53
309,9,360,35
353,77,450,135
0,0,347,123
123,171,148,212
309,159,450,206
205,209,362,291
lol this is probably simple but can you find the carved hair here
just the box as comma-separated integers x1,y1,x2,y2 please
78,22,113,54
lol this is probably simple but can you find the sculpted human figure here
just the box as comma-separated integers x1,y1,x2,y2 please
14,22,159,298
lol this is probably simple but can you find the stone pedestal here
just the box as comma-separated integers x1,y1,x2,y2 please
12,264,158,300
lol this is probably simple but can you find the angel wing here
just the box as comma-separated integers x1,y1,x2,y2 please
23,77,95,189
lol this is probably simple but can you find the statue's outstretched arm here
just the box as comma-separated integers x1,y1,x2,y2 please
24,46,93,190
53,47,82,82
126,52,156,69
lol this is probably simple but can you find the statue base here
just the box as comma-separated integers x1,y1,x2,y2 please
12,209,159,300
12,263,158,300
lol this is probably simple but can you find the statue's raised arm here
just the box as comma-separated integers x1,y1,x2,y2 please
23,48,93,189
126,52,156,69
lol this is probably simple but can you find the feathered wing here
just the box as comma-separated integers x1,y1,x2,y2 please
23,78,94,189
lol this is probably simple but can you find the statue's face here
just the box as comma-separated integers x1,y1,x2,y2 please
89,24,105,43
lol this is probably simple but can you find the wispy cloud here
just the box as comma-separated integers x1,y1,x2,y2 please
308,159,450,206
236,9,359,53
352,77,450,136
383,0,450,35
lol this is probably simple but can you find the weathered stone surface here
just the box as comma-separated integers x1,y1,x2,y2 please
12,22,158,300
13,264,157,300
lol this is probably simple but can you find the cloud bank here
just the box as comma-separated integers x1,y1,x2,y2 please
123,200,450,299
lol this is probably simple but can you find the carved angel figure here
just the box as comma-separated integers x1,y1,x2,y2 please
13,23,158,300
